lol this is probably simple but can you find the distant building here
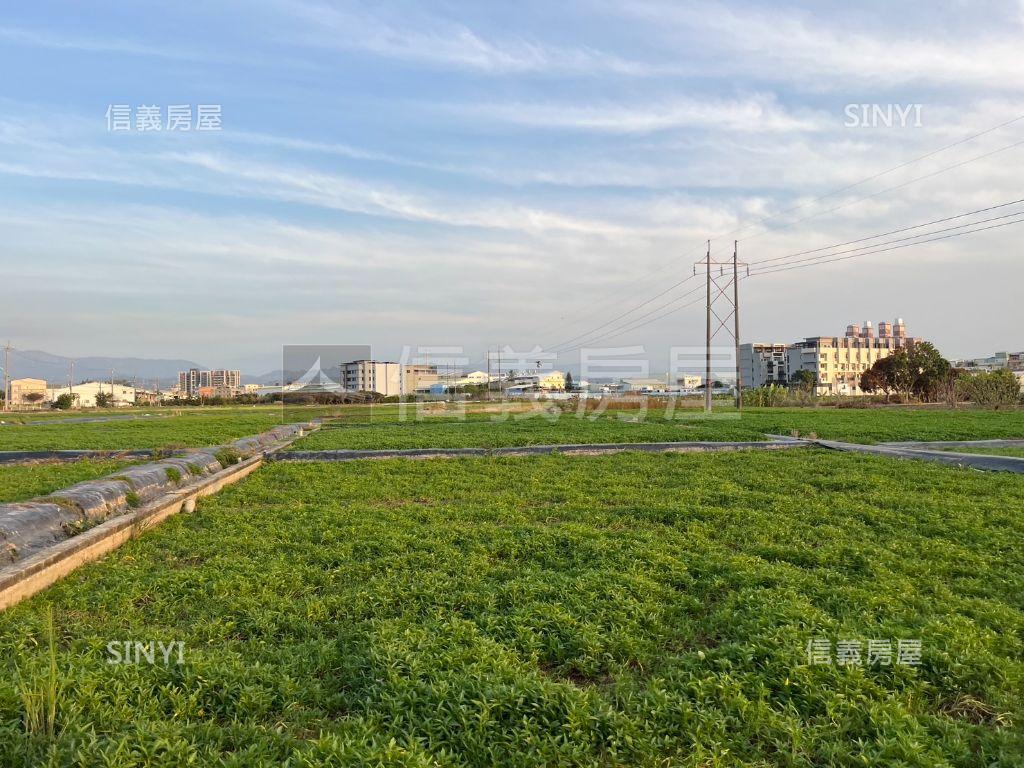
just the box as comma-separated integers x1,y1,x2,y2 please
454,370,494,386
47,381,137,408
507,370,566,392
8,378,48,408
619,377,672,393
676,375,703,390
178,368,242,396
178,369,202,396
742,318,922,395
338,360,442,396
740,343,789,390
340,360,402,396
954,351,1024,372
404,364,441,393
209,369,241,389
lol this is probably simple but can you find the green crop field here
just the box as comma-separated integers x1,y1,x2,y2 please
0,405,344,451
1,450,1021,766
294,405,1024,450
0,459,137,503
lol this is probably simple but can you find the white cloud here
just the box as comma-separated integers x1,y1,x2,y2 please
276,0,655,75
617,2,1024,90
458,93,824,134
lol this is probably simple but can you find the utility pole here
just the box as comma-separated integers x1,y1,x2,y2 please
694,241,748,415
111,369,115,406
2,341,9,412
704,242,712,413
733,240,742,412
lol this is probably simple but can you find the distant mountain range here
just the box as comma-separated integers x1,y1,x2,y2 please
6,349,213,388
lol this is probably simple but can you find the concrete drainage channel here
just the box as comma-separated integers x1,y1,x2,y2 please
0,419,322,611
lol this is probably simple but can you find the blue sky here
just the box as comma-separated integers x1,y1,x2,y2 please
2,0,1023,373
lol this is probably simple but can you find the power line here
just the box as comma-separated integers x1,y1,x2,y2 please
534,113,1024,357
748,215,1024,278
749,197,1024,266
558,211,1024,354
728,112,1024,242
529,241,707,346
546,274,697,353
737,137,1024,241
551,283,706,355
748,209,1024,273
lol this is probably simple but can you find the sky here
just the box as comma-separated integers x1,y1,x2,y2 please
1,0,1023,375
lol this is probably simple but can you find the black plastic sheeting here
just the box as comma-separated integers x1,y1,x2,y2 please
0,450,166,465
880,439,1024,450
816,440,1024,473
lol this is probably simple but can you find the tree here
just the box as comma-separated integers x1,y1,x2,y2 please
859,343,951,402
959,369,1021,409
52,393,75,410
564,372,575,392
24,392,45,403
94,391,113,407
859,365,889,398
789,369,817,393
906,341,951,401
938,367,967,408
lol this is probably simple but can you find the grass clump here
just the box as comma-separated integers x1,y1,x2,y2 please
213,447,242,469
124,490,141,509
14,607,62,745
164,467,182,485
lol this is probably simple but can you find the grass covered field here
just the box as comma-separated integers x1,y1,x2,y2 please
0,405,342,451
294,405,1024,450
1,450,1021,765
0,459,137,503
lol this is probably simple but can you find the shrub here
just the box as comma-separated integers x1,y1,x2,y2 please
744,386,792,407
958,370,1021,409
214,448,242,469
51,393,74,410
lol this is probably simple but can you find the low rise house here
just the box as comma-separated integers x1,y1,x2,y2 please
8,378,49,408
619,377,673,393
454,370,494,386
47,381,137,408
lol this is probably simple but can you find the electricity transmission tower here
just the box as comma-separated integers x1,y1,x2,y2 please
694,241,748,413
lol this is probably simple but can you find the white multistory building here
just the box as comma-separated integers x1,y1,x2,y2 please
741,318,921,395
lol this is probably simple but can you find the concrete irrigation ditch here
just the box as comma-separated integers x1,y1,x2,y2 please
0,420,321,610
